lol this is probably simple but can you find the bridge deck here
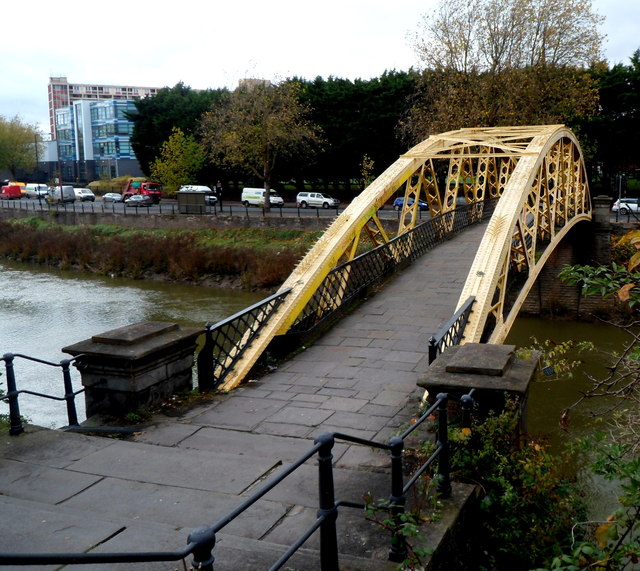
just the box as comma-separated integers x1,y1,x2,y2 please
0,222,487,569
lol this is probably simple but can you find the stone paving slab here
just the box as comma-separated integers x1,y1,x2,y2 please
0,458,101,504
60,476,288,539
68,439,279,495
0,427,115,469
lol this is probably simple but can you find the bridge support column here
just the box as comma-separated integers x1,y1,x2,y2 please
63,321,203,420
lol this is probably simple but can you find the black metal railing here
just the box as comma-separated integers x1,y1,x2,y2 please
197,288,292,390
289,200,496,335
0,389,476,570
1,352,85,435
427,296,476,365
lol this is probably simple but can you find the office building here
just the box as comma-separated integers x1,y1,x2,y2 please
48,76,161,140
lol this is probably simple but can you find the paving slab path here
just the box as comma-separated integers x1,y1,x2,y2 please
0,222,487,570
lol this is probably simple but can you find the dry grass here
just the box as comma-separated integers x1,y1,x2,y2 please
0,219,321,290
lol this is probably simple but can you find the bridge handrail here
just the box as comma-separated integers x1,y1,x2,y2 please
427,296,476,365
289,199,496,335
1,352,85,435
0,388,476,569
196,288,292,391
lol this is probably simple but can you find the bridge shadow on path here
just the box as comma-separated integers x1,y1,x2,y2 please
0,221,488,570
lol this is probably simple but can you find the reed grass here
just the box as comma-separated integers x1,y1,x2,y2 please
0,219,322,290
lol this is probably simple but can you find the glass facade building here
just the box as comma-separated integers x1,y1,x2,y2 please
54,100,142,181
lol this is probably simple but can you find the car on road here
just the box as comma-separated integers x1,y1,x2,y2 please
74,188,96,202
393,197,429,211
296,192,340,209
612,198,640,214
103,193,123,203
124,195,153,207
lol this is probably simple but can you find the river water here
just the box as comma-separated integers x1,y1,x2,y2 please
0,260,263,429
506,317,632,519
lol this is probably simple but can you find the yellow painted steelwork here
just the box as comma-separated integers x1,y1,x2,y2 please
219,125,592,391
455,125,592,344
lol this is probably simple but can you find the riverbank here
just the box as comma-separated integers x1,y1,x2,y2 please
0,218,323,291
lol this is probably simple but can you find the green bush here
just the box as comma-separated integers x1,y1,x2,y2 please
449,398,586,570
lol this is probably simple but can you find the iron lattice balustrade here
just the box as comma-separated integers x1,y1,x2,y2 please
289,200,496,335
427,296,476,365
197,288,292,391
1,352,84,435
0,389,477,570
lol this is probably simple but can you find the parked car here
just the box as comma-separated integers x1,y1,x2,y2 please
103,193,123,203
296,192,340,209
393,197,429,211
612,198,640,214
205,194,218,205
124,195,153,207
74,188,96,202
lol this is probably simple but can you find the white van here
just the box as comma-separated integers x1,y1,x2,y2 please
24,183,50,199
241,187,284,207
49,185,76,204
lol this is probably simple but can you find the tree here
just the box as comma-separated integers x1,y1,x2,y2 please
404,0,604,141
200,81,323,210
298,71,419,194
578,50,640,190
549,234,640,569
0,115,43,180
129,83,226,176
149,127,206,195
414,0,604,74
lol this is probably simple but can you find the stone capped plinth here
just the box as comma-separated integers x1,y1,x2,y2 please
418,343,539,427
63,321,204,419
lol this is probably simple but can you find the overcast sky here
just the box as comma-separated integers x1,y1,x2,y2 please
2,0,638,137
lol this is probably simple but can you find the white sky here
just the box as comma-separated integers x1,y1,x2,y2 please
1,0,638,137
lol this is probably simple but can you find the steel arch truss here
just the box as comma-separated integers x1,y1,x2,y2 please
456,126,592,344
219,125,591,391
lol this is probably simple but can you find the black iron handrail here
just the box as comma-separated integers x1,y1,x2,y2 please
0,388,476,570
197,288,292,390
289,200,496,335
427,296,476,365
1,352,85,435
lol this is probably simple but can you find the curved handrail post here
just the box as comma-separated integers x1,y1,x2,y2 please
61,359,79,427
388,435,407,563
315,432,339,570
2,353,24,435
187,526,216,571
436,393,452,498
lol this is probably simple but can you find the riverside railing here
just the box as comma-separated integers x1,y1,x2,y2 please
0,388,476,570
1,353,84,435
197,288,292,391
288,200,496,336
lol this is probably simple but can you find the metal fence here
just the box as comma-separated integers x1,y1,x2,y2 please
197,289,292,391
1,353,84,435
427,296,476,365
0,387,476,570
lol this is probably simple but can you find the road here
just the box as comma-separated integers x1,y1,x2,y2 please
0,198,428,222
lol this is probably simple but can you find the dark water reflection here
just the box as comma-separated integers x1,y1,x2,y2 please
0,260,264,428
506,317,632,519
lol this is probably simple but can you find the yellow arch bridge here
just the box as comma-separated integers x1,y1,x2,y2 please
203,125,592,392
